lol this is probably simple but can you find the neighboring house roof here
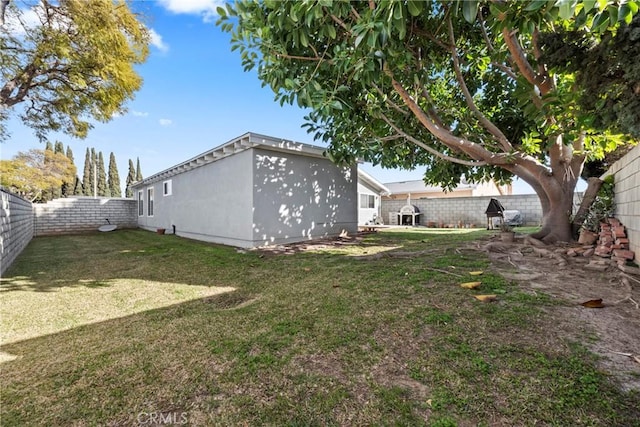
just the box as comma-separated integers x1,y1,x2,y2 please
132,132,328,187
358,169,390,195
384,179,476,195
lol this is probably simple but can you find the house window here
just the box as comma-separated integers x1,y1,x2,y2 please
137,190,144,216
360,194,375,209
163,180,172,196
147,187,154,217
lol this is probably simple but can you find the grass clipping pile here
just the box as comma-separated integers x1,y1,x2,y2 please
482,234,640,391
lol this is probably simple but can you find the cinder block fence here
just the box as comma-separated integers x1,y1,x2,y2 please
381,194,554,227
33,197,137,236
1,190,34,276
1,190,137,276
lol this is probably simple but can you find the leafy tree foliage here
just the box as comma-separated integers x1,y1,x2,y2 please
108,152,121,197
125,159,135,198
219,0,638,242
540,13,640,139
1,0,149,141
0,148,75,201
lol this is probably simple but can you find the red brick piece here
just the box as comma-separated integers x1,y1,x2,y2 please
612,249,635,260
615,238,629,245
613,229,626,238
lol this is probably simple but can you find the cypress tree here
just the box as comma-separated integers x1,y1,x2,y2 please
135,157,142,181
97,151,108,197
125,159,136,198
43,141,55,201
82,148,93,196
108,152,121,197
73,175,83,195
54,141,64,154
61,145,74,197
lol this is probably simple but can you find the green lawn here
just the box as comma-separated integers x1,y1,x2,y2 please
1,229,638,426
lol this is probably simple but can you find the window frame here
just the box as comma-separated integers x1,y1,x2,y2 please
163,180,172,197
147,187,154,217
360,194,376,209
137,190,144,216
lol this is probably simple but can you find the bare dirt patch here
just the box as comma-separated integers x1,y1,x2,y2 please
482,235,640,391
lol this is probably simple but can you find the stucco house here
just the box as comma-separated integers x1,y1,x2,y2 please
383,178,511,200
131,132,357,248
357,169,390,225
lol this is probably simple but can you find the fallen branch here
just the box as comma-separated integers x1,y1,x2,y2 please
423,267,463,278
608,350,633,357
612,276,640,309
621,272,640,286
607,350,640,365
355,249,441,261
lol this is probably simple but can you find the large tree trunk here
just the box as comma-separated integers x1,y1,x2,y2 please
571,177,603,238
526,176,580,243
531,194,575,243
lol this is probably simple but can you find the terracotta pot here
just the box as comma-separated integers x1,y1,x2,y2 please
157,228,166,235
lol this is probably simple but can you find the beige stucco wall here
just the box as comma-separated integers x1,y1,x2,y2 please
605,144,640,258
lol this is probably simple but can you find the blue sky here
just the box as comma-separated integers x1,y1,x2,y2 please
1,0,540,193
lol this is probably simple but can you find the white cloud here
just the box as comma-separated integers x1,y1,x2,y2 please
132,110,149,117
159,119,173,127
148,28,169,53
156,0,224,22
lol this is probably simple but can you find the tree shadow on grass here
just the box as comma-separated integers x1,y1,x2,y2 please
0,230,255,293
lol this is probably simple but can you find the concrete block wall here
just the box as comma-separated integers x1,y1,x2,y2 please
1,189,34,276
605,144,640,257
33,197,138,236
382,193,583,228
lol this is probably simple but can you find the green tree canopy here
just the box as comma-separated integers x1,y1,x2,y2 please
219,0,638,242
0,148,76,202
0,0,149,141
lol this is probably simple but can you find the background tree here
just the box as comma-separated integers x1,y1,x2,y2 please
135,157,142,182
82,148,93,196
125,159,135,198
219,0,638,243
97,151,107,197
1,0,149,141
51,141,64,198
0,148,75,202
72,175,83,196
42,141,55,200
108,152,121,197
62,145,74,197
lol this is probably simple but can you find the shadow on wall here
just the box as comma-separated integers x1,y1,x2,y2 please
252,153,356,246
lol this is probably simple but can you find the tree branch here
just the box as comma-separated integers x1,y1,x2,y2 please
446,15,513,152
501,27,554,95
378,111,487,166
372,83,409,116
